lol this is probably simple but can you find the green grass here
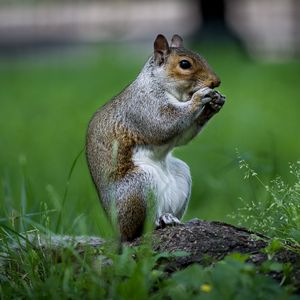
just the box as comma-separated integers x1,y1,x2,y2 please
1,224,299,299
1,41,300,298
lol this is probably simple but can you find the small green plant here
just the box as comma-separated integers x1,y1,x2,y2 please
1,226,297,300
231,151,300,245
160,254,297,300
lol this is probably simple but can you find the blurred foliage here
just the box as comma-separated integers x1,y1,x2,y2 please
0,41,300,236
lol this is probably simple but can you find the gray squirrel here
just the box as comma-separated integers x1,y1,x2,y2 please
86,34,226,241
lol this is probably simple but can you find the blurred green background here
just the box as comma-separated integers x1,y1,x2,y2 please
1,40,300,237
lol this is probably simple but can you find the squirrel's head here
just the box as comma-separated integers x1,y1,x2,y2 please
152,34,220,101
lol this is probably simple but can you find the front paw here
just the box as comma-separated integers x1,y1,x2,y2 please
207,91,226,113
155,213,181,229
191,87,215,105
196,91,226,126
190,87,215,113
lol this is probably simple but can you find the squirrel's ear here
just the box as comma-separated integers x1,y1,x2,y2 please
154,34,170,65
170,34,183,48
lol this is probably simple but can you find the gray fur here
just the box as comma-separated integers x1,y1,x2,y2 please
86,35,225,241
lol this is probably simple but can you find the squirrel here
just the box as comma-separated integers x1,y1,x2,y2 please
86,34,225,241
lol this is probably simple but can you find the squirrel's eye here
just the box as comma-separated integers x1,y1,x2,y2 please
179,60,192,69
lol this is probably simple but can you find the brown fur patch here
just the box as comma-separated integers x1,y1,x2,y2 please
117,194,146,241
160,103,182,117
111,124,145,180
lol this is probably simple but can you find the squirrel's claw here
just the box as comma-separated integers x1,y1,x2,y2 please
213,91,226,104
155,213,182,229
191,87,224,105
197,87,215,102
205,91,226,113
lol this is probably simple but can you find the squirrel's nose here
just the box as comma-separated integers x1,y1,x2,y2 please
209,77,221,88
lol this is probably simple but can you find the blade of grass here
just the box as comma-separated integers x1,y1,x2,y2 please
0,209,57,222
1,173,13,216
0,223,36,249
55,147,84,233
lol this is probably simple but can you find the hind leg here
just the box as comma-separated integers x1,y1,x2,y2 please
155,156,191,229
117,193,146,241
111,172,150,241
155,213,181,228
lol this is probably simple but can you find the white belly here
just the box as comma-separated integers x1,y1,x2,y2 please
132,145,191,219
